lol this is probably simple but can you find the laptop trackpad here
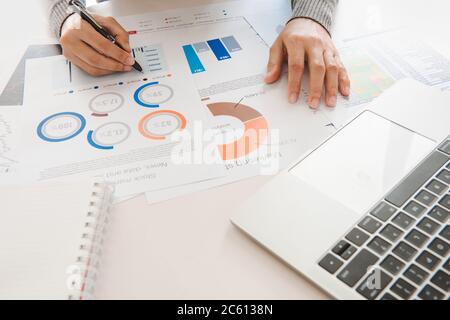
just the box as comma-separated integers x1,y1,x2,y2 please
289,111,435,218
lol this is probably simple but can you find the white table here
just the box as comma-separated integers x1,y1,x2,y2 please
1,0,449,299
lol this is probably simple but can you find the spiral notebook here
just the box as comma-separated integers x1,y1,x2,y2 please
0,180,114,300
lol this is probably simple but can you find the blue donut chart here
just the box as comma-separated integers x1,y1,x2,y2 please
133,82,174,108
87,130,114,150
37,112,86,143
134,82,160,108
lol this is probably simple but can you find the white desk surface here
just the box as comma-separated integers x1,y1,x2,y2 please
1,0,450,299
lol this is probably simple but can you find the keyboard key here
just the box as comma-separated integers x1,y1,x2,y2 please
345,228,369,247
380,224,403,242
380,255,405,276
414,191,437,207
380,293,398,300
337,249,379,287
428,237,450,257
390,278,416,299
438,194,450,210
438,139,450,155
319,253,343,274
416,251,441,271
425,179,447,196
367,236,391,255
332,240,350,255
341,246,357,260
444,258,450,272
393,242,418,262
430,270,450,292
403,264,429,285
417,217,440,235
332,240,356,260
440,225,450,241
436,169,450,184
370,202,396,221
358,216,382,234
418,285,445,300
428,205,449,223
357,269,392,300
392,212,416,230
385,151,449,207
405,229,429,248
404,200,427,218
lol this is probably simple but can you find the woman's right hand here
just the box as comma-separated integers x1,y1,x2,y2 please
60,13,135,76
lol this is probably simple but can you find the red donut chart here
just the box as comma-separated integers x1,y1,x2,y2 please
138,110,187,140
207,102,268,160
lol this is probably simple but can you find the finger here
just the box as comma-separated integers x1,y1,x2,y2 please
286,42,305,103
307,47,326,109
79,20,135,66
265,37,284,84
335,55,351,96
95,15,131,53
323,50,338,107
65,52,115,77
74,41,132,72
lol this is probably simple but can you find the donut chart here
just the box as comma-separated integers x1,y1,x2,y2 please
37,112,86,143
207,102,268,160
133,82,174,108
87,122,131,150
89,92,124,116
138,110,187,140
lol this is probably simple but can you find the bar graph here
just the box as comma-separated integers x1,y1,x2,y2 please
182,45,206,74
182,36,242,74
207,39,231,61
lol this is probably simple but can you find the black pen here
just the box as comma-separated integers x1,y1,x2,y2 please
70,0,143,73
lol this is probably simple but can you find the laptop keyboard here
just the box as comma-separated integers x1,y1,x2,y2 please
319,137,450,300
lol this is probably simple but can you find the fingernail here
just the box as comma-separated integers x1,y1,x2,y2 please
264,70,274,83
343,86,350,96
309,98,320,109
123,65,132,71
327,96,336,107
125,56,135,66
289,93,298,104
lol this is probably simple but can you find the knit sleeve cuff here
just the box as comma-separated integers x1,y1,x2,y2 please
49,0,75,38
291,0,337,34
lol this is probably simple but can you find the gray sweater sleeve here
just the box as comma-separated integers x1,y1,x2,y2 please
291,0,338,33
48,0,85,37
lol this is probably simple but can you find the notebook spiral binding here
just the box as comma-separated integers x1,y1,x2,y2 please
67,181,114,300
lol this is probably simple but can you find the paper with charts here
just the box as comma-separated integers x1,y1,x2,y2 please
315,29,450,128
21,47,228,197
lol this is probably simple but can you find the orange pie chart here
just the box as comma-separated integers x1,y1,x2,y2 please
207,102,268,160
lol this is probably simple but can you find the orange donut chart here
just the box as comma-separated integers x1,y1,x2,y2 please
138,110,187,140
207,102,268,160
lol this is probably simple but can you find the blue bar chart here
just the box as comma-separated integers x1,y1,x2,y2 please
207,39,232,61
182,36,242,74
182,45,206,74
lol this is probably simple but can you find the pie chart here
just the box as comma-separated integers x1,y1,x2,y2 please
207,102,268,160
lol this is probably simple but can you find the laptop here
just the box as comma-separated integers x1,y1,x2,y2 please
231,80,450,300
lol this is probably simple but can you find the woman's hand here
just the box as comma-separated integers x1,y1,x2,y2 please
60,13,135,76
265,18,350,108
